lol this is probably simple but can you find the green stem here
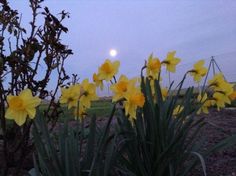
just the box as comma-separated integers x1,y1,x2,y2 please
80,116,84,156
168,71,171,87
113,76,117,84
89,103,117,176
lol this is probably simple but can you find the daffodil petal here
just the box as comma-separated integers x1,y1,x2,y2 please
14,111,27,126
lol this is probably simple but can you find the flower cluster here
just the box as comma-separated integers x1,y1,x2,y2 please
60,58,144,120
4,51,236,126
146,51,181,80
110,75,144,119
95,60,145,120
207,73,235,110
143,51,235,116
60,79,98,119
193,72,236,114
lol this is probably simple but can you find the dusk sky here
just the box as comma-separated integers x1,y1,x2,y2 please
9,0,236,93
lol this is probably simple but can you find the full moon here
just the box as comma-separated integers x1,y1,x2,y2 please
109,49,117,57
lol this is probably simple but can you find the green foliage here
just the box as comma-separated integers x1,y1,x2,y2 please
32,108,119,176
114,76,236,176
32,72,236,176
32,75,236,176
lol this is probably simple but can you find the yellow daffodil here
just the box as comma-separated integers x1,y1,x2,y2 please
124,88,145,120
208,73,225,89
74,104,87,120
80,79,98,108
110,75,137,102
215,81,234,96
197,93,212,114
146,54,161,79
189,60,207,83
60,84,81,109
212,92,231,110
5,89,41,126
229,91,236,100
173,105,184,116
207,73,234,110
98,59,120,81
162,51,181,73
93,73,104,90
161,87,168,100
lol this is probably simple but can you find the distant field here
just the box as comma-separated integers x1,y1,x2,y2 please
39,99,114,121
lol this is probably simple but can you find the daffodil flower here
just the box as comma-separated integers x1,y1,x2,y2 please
208,73,234,100
161,87,168,100
124,88,145,120
60,84,81,109
146,54,161,79
80,79,98,108
212,92,231,110
93,73,104,90
229,91,236,100
215,81,234,96
189,60,207,83
110,75,137,102
5,89,41,126
197,93,212,114
162,51,181,73
98,59,120,81
208,73,225,89
73,103,87,120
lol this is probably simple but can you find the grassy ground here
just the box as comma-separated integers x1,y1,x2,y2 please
87,99,114,117
40,99,114,122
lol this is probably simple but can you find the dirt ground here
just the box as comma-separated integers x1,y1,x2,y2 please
192,108,236,176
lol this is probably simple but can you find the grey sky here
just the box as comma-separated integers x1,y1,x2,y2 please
9,0,236,92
